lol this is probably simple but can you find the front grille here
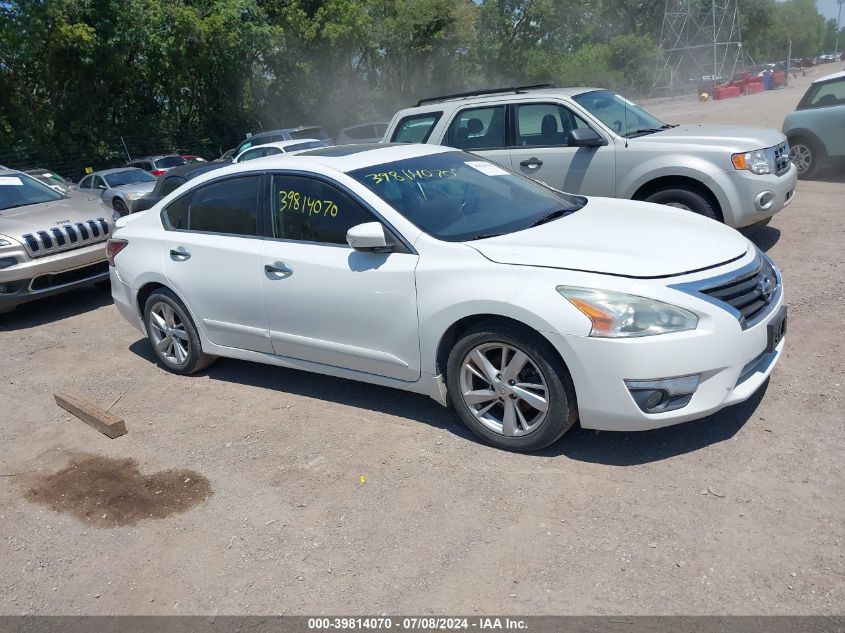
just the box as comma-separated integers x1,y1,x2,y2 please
21,218,110,258
29,261,109,291
773,141,790,176
699,255,779,325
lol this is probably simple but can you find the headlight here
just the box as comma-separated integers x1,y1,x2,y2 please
731,148,774,175
557,286,698,337
125,192,146,200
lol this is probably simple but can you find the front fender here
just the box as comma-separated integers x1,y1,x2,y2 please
617,154,722,200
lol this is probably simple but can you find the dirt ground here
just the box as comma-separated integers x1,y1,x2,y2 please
1,67,843,616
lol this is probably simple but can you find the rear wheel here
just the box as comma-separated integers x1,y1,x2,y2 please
446,321,577,452
143,288,216,375
644,186,718,221
789,137,820,179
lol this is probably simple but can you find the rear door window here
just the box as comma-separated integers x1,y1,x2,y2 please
186,176,261,236
391,113,442,143
445,106,507,150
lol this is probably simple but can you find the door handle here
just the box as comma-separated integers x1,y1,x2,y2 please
264,262,293,276
169,248,191,261
520,158,543,168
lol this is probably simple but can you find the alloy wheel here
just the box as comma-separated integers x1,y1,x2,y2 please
789,143,812,175
459,342,550,437
148,301,190,366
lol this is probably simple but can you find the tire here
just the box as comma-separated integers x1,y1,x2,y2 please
113,198,130,217
789,137,821,179
143,288,216,375
644,186,719,221
445,320,578,452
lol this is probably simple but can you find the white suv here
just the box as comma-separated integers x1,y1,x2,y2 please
109,144,786,451
384,85,797,228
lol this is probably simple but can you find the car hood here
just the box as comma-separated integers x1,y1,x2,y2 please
468,198,750,278
109,181,156,195
0,197,108,237
633,124,786,151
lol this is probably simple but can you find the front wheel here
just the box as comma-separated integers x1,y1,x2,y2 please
113,198,130,217
143,288,216,375
446,321,578,451
789,137,820,179
644,187,718,221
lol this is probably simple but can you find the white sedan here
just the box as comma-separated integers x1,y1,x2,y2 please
108,144,786,451
233,139,331,163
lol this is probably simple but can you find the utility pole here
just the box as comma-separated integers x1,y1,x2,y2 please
786,40,792,86
836,0,844,57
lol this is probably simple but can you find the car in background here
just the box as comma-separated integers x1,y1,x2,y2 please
233,139,331,163
108,144,786,452
181,155,206,164
218,149,237,163
233,126,332,157
337,122,390,145
77,167,157,217
131,161,228,214
384,85,796,228
0,169,114,313
127,155,187,176
23,169,71,194
783,70,845,179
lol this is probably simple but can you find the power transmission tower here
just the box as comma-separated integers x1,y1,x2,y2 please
653,0,744,96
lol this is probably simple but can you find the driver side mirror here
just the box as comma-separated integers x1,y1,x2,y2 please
566,128,605,148
347,222,391,252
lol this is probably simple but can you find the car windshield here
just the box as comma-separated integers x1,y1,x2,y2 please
105,169,156,187
573,90,668,138
349,151,586,242
154,156,188,169
0,173,64,211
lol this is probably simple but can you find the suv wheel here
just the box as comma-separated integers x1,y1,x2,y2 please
789,137,820,179
143,288,216,375
446,321,577,452
644,187,718,221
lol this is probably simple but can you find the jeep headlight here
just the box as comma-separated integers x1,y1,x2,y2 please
557,287,698,337
731,148,774,175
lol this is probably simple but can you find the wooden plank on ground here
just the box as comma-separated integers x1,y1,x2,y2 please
54,391,127,439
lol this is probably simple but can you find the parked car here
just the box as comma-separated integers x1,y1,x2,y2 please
233,126,332,157
233,139,331,163
127,155,188,176
131,161,228,214
217,149,237,163
337,122,390,144
23,169,71,194
383,85,797,228
783,70,845,179
0,170,114,313
77,167,157,217
181,155,206,164
108,145,786,452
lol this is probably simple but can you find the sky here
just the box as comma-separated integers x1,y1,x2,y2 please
817,0,844,22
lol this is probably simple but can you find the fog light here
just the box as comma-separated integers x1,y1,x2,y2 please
625,374,701,413
0,283,8,294
755,191,775,211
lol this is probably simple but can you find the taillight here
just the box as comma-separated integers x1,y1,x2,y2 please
151,169,166,176
106,239,128,266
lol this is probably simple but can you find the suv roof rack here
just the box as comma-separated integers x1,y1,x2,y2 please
415,84,557,107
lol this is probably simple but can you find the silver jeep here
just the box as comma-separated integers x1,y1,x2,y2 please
384,85,797,228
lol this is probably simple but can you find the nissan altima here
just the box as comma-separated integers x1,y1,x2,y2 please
108,144,786,451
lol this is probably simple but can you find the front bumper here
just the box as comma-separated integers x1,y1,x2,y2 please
706,162,797,228
545,259,786,432
0,242,109,311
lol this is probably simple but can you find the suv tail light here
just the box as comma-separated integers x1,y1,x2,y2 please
106,239,128,266
151,169,167,176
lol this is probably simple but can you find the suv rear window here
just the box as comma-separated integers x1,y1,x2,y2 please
155,156,188,169
391,113,442,143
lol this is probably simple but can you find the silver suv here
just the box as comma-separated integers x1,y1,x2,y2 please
0,170,113,313
384,85,797,228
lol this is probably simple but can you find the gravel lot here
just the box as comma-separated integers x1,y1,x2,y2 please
1,68,843,616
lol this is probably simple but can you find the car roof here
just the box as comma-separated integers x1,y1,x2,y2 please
86,167,145,177
411,85,602,108
286,142,451,172
814,70,845,83
242,139,324,152
158,162,227,178
130,154,183,162
247,126,324,139
341,122,389,131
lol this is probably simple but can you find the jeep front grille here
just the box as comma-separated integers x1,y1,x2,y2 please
21,218,110,258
